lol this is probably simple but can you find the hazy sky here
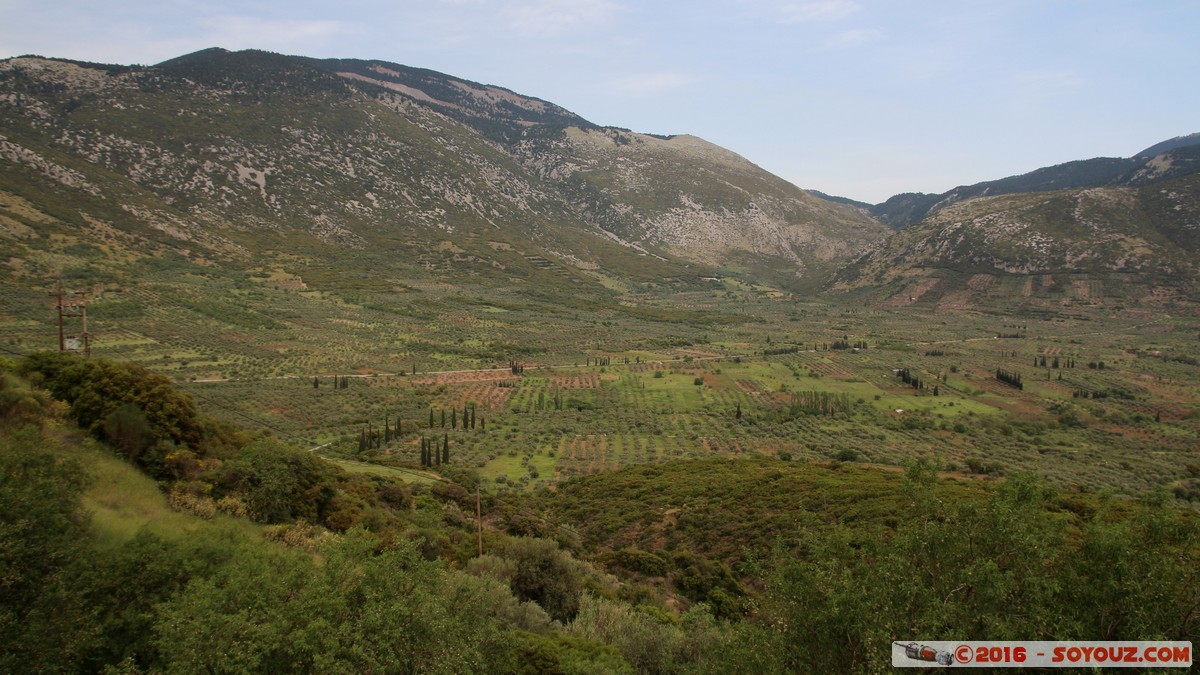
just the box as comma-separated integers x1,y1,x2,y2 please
1,0,1197,203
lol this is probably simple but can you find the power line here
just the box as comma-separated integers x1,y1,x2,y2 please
186,389,308,444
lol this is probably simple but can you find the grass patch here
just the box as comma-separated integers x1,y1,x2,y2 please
59,433,261,547
326,457,438,484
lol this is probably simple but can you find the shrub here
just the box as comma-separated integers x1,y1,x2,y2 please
209,438,338,525
497,537,585,623
834,448,859,462
19,353,203,462
606,548,668,577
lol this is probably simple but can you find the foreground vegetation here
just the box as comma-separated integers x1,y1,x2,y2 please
3,354,1198,672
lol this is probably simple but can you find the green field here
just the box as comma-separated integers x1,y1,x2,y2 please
3,262,1197,502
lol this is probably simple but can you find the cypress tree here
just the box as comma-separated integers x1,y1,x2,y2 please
442,434,449,464
441,410,446,428
451,409,457,429
429,408,435,428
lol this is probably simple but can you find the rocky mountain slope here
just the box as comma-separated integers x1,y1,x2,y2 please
311,55,886,283
834,171,1200,307
0,48,885,293
3,47,1194,309
817,132,1200,307
865,137,1200,229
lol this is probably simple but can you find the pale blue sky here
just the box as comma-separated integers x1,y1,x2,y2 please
1,0,1197,203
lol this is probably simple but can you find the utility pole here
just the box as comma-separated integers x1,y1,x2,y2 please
53,278,91,357
475,486,483,557
55,278,65,352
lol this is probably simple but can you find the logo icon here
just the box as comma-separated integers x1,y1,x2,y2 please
898,642,954,666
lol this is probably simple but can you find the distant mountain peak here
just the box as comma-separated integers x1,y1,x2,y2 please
857,133,1200,229
311,57,591,140
1136,132,1200,158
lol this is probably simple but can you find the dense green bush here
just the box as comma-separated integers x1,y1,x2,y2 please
19,352,203,459
497,537,587,623
0,426,91,672
711,466,1200,672
209,437,339,525
154,531,515,673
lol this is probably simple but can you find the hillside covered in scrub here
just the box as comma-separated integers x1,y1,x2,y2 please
0,49,885,295
10,48,1197,307
3,353,1197,672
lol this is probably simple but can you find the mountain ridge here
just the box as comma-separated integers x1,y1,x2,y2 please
2,47,1198,310
0,48,886,292
857,136,1200,229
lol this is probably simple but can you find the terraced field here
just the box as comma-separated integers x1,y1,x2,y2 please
4,268,1196,500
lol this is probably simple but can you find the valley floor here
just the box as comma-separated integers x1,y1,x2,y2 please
5,271,1197,501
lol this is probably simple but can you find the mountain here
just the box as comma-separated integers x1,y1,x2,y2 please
833,172,1200,307
824,131,1200,307
862,136,1200,229
303,55,887,285
803,190,872,210
0,49,885,295
4,47,1195,312
1137,132,1200,158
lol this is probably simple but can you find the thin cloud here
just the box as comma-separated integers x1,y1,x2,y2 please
821,27,882,50
606,71,700,96
1011,69,1085,93
777,0,860,23
504,0,622,37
